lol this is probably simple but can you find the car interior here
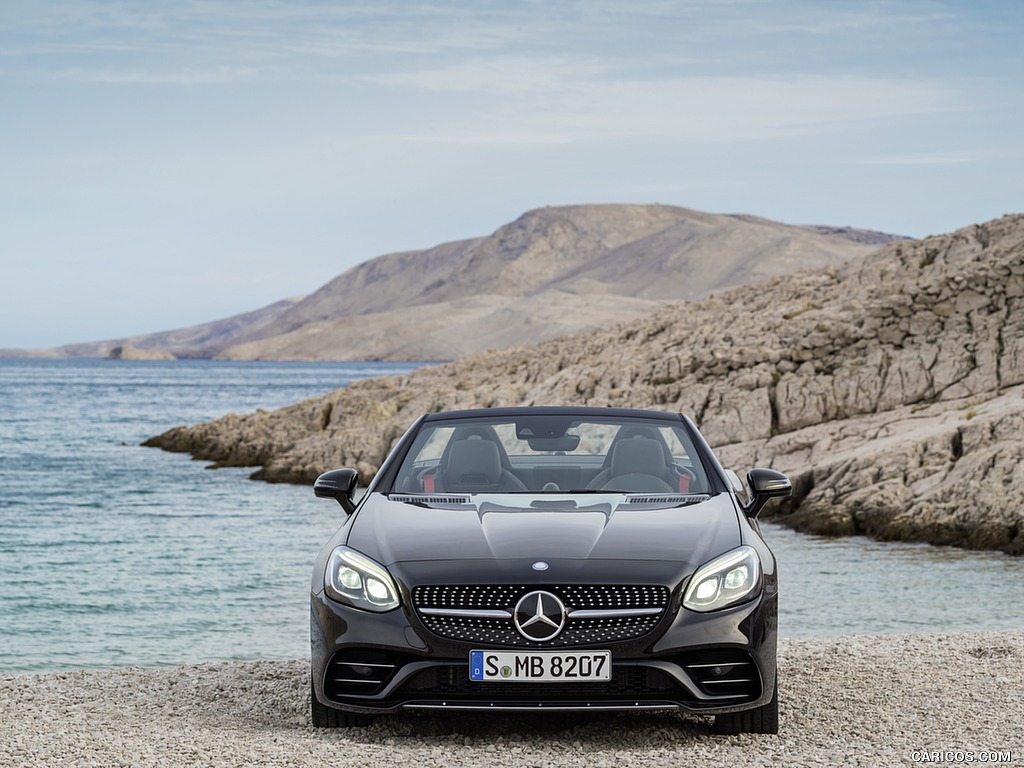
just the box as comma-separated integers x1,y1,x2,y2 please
393,418,705,495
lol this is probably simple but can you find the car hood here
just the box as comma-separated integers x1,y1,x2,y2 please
346,492,740,572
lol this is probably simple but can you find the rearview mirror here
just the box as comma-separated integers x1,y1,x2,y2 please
314,468,359,515
516,418,572,440
744,468,792,518
527,435,580,452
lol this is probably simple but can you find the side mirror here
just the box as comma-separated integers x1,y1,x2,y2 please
314,468,359,515
744,468,792,518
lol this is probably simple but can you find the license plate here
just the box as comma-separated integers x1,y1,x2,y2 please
469,650,611,682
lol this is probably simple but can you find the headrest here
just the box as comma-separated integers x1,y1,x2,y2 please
610,436,666,477
446,440,502,487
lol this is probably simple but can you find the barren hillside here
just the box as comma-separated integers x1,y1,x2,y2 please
214,204,898,361
14,204,900,361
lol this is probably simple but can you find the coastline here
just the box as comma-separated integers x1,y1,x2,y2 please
142,217,1024,556
3,630,1021,767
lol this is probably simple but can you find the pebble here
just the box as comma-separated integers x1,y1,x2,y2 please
1,632,1021,767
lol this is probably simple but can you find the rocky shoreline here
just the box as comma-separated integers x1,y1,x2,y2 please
2,631,1021,766
145,214,1024,554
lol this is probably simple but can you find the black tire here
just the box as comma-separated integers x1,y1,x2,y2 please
714,679,778,735
310,676,375,728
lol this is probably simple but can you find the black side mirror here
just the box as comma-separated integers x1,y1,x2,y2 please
744,468,792,518
314,468,359,515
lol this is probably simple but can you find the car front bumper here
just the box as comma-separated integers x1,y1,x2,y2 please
310,586,777,717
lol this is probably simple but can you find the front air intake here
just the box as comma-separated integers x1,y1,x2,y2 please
681,649,761,700
324,649,407,699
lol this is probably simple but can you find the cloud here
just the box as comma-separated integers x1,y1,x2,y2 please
370,64,961,146
365,54,614,93
1,1,528,79
852,150,1016,166
44,65,262,85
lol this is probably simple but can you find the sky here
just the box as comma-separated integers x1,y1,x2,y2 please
1,1,1022,349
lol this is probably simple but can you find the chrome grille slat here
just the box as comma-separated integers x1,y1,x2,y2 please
419,608,514,619
568,608,663,619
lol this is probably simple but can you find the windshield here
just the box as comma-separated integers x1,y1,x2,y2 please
390,414,710,495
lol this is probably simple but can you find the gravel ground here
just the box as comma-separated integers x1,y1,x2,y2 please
2,631,1021,768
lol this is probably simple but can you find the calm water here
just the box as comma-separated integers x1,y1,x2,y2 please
1,359,1021,674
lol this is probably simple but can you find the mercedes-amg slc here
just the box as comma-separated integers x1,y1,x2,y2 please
309,407,791,734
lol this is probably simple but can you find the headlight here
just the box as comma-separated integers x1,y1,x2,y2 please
325,547,400,612
683,546,761,612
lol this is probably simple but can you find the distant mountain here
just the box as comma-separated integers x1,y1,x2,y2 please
213,205,902,361
11,297,306,361
8,204,905,361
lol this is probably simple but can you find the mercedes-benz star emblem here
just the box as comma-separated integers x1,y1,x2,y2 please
513,590,566,642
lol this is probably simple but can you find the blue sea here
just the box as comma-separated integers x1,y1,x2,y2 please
1,358,1021,674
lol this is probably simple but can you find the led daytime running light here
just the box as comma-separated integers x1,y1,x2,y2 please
325,547,400,612
683,546,760,612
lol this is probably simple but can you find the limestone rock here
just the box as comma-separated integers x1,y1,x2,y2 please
144,214,1024,553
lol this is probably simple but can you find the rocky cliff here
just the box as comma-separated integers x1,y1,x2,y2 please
145,214,1024,553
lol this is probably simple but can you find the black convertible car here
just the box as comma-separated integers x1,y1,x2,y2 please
310,407,791,734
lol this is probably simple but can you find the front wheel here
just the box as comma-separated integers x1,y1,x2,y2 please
310,675,375,728
714,679,778,735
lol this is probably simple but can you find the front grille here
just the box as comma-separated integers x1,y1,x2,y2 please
681,649,761,699
416,585,527,610
402,665,679,699
415,584,667,610
412,584,670,646
555,585,667,610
